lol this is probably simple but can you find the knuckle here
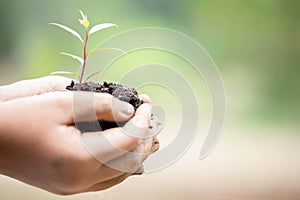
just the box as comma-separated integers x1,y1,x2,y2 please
96,93,113,117
54,93,72,108
101,94,113,111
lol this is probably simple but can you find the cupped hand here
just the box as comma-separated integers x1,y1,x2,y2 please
0,86,160,195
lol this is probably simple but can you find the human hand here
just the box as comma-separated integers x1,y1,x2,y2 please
0,76,71,101
0,89,160,195
0,76,160,157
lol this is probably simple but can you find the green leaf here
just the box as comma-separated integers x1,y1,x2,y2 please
50,71,80,78
49,23,83,43
78,10,87,20
84,70,102,82
88,23,118,36
87,47,126,56
61,52,84,65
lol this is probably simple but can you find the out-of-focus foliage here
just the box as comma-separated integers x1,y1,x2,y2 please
0,0,299,127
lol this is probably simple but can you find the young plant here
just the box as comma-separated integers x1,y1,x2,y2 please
50,10,124,88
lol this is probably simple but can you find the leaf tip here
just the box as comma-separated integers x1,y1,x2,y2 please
78,10,84,17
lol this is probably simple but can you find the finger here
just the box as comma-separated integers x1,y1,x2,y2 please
85,173,132,192
121,103,152,139
36,76,73,91
137,95,163,138
148,114,163,138
0,76,72,101
139,94,151,103
79,103,152,163
15,91,134,125
104,137,153,173
85,163,143,189
89,163,128,185
67,91,135,123
151,137,160,153
133,165,144,175
84,154,145,187
99,103,154,172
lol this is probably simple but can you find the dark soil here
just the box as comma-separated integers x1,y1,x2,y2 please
66,81,144,132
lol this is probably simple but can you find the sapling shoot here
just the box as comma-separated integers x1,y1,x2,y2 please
50,10,125,89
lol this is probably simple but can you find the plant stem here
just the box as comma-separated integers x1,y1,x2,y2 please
78,28,89,90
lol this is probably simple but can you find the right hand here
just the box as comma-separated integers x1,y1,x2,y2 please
0,90,160,195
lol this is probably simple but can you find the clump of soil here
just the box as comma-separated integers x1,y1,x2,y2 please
66,81,144,132
67,81,144,110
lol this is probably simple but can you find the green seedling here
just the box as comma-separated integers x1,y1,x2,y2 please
50,10,125,88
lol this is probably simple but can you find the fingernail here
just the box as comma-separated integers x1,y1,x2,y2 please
139,94,151,103
133,172,144,176
133,165,144,175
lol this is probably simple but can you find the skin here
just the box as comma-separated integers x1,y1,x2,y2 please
0,76,160,195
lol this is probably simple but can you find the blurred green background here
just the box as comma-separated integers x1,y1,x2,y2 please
0,0,300,198
0,0,299,128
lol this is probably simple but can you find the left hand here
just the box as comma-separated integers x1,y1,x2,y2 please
0,76,72,101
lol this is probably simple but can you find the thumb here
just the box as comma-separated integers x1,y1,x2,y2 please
79,103,152,164
64,91,135,124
